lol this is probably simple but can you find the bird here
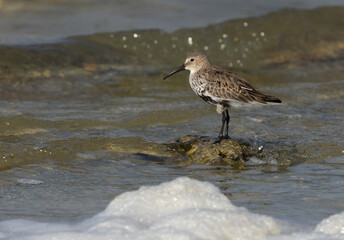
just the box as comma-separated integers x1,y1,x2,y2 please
163,52,281,140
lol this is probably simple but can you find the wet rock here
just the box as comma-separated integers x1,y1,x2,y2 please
106,137,173,158
168,135,260,165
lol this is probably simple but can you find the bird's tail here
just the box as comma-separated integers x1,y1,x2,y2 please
263,95,282,103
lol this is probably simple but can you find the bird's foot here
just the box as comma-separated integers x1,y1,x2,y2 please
214,134,230,143
214,134,224,144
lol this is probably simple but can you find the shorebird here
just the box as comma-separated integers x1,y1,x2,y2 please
163,52,281,139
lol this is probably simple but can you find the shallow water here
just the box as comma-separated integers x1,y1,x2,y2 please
0,3,344,239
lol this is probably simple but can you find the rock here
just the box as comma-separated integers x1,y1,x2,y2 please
168,135,259,165
106,137,173,158
104,136,298,167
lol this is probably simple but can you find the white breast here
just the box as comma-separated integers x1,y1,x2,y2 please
189,73,207,95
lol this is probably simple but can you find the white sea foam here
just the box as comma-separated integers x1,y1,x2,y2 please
270,211,344,240
0,177,343,240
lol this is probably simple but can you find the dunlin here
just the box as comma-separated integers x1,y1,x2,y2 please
163,52,281,139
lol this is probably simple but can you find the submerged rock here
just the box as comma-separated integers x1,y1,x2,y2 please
168,136,261,165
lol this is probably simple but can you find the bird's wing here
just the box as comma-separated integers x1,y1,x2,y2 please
200,67,267,104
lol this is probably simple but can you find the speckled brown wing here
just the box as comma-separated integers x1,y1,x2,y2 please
202,66,279,105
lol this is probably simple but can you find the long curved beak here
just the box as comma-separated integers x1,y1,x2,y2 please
163,64,185,80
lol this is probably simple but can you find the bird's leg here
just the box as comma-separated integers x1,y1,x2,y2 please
224,110,230,139
218,111,226,139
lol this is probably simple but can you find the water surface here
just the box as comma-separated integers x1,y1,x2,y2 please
0,5,344,239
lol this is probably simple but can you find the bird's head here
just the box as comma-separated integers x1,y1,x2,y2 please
163,52,211,80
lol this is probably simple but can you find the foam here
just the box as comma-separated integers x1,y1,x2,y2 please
0,177,343,240
270,211,344,240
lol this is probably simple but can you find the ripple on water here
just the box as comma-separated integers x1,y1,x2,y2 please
16,179,45,185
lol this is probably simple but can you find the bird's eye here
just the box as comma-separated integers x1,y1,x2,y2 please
190,58,194,62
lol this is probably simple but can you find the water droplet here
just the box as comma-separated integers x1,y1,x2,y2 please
187,37,193,46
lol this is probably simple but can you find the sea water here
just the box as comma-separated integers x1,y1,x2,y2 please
1,2,344,240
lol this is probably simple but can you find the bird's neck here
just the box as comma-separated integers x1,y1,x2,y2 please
189,69,196,75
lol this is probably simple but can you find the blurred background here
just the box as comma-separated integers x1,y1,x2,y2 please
1,0,344,45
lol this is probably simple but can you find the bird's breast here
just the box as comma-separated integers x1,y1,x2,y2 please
189,73,207,95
